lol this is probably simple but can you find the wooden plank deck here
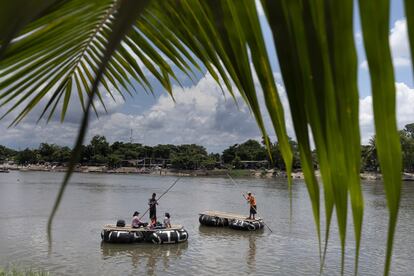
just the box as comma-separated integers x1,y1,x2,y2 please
200,210,261,221
103,224,183,232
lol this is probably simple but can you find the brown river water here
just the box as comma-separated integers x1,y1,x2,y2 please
0,171,413,275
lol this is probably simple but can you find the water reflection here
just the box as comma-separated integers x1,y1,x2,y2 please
100,242,188,275
198,225,264,238
198,225,261,273
247,235,257,273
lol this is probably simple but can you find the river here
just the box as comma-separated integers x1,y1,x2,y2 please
0,171,413,275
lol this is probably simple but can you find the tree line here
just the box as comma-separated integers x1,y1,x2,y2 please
2,123,414,172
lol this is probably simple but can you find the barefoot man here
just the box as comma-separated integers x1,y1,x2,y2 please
246,191,257,220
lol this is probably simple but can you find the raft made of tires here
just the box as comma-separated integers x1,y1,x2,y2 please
101,224,188,244
199,214,229,227
228,219,264,231
199,210,264,231
101,229,144,243
149,228,188,244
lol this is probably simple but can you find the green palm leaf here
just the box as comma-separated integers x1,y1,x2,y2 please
359,1,402,275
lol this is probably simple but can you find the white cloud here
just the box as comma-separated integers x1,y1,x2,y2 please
0,73,245,152
0,83,125,149
0,69,297,153
256,0,265,17
389,19,411,66
395,82,414,126
360,18,412,69
393,57,411,67
2,66,413,154
355,32,363,45
86,72,294,153
359,82,414,144
359,94,374,143
360,60,368,69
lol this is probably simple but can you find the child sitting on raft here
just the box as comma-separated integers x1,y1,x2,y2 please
147,217,157,229
163,212,171,228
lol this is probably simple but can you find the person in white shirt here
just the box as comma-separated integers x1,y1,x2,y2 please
163,212,171,228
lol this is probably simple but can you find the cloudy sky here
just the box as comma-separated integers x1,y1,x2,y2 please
1,1,413,153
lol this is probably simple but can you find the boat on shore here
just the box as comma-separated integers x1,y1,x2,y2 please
0,168,9,173
199,210,265,231
101,223,188,244
402,173,414,181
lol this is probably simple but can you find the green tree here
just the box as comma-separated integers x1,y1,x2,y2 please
170,144,208,170
400,130,414,172
269,142,284,170
232,156,243,169
52,146,71,163
80,145,93,164
222,140,267,164
236,139,267,161
222,144,238,164
269,138,301,170
200,154,218,170
90,136,110,164
0,145,16,162
152,144,176,159
15,148,39,165
38,143,59,162
107,154,122,168
361,137,380,172
404,123,414,138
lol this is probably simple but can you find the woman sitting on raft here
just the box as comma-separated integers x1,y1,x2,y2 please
131,211,148,228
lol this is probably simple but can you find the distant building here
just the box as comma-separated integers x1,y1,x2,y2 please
121,158,171,168
240,160,269,169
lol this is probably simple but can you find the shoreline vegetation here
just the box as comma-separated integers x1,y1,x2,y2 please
3,163,414,181
2,125,414,181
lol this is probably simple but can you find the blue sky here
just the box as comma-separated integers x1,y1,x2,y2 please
356,0,413,95
0,1,413,153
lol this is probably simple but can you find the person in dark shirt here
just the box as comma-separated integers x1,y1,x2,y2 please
148,193,158,222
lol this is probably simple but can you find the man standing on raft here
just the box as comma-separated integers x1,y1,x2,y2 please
149,193,158,223
246,192,257,220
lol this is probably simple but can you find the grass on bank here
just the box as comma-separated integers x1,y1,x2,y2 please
227,169,255,177
0,266,49,276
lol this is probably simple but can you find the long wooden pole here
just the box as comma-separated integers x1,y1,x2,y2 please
139,177,181,220
227,173,273,233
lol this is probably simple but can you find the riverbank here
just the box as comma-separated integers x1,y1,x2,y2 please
3,163,414,180
2,164,275,177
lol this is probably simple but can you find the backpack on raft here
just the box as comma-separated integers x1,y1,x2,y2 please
116,219,126,227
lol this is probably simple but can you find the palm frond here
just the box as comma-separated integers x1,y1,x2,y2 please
0,0,197,125
0,0,61,58
46,0,151,242
359,1,402,275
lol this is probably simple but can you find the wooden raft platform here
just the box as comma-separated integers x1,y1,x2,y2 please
103,224,183,232
200,210,261,221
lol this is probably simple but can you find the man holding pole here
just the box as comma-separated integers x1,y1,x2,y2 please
246,191,257,220
148,193,158,222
